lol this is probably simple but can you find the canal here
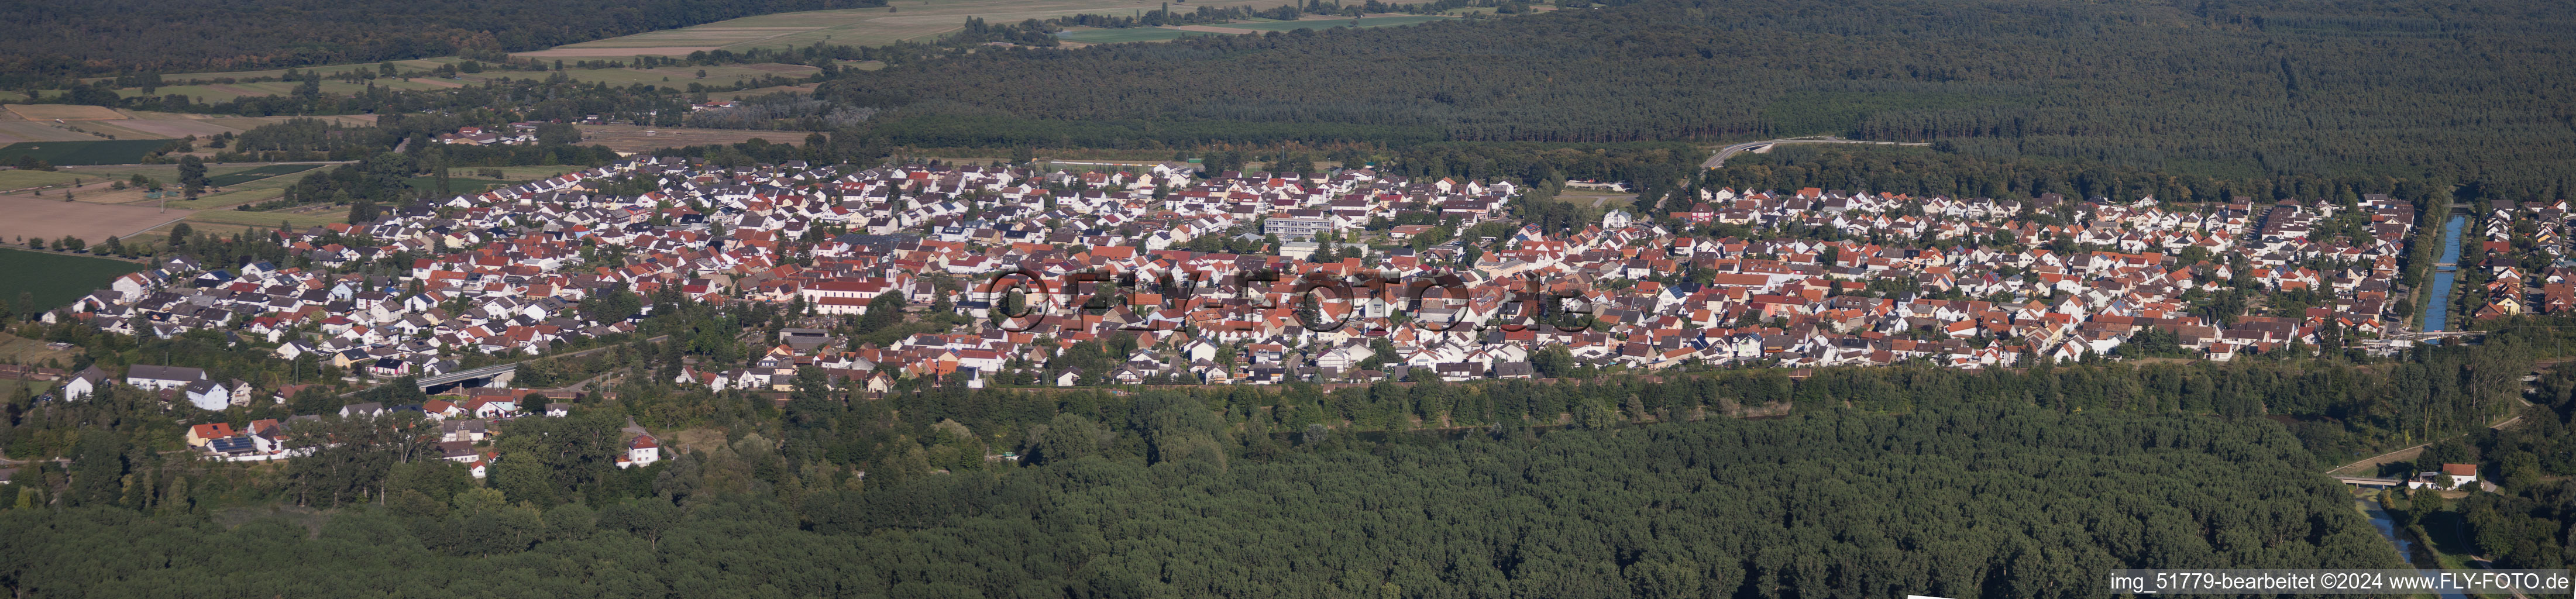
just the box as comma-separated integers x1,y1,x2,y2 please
2422,214,2468,333
2358,495,2471,599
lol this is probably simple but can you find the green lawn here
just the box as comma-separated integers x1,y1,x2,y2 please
0,246,146,312
535,64,818,91
0,170,85,191
87,58,461,86
404,166,577,197
204,163,322,187
0,380,60,399
1055,27,1213,43
153,168,315,209
0,332,82,365
183,209,344,229
1220,15,1458,31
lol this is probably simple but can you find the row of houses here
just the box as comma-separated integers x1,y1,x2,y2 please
34,155,2434,399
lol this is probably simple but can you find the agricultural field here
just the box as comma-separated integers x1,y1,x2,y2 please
180,208,343,230
204,163,322,187
0,170,84,192
116,78,456,104
532,63,821,91
0,247,148,312
521,0,1295,57
0,140,174,166
0,106,377,146
83,59,463,87
709,83,824,101
0,122,106,144
575,123,805,153
1054,27,1213,43
1058,14,1453,42
3,105,124,121
0,192,191,245
1221,14,1456,30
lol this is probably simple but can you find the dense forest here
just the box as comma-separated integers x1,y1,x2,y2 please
0,0,887,84
24,0,2576,195
817,0,2576,193
0,405,2402,598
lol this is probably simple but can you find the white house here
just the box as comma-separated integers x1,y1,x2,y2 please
125,364,207,391
183,380,231,411
2412,463,2479,490
61,366,109,400
618,434,661,469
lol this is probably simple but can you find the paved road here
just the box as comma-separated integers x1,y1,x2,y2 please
1701,136,1934,169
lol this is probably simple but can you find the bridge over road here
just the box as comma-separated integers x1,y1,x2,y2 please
1701,136,1934,169
2333,474,2405,488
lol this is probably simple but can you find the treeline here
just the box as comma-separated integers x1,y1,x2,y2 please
1700,143,2484,215
0,405,2402,598
0,0,892,84
2422,337,2576,570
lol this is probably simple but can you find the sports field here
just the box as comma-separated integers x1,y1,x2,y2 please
0,247,147,312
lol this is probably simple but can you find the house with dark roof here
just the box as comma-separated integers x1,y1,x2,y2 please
124,364,206,391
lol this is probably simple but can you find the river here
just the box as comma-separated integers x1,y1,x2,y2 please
2359,495,2471,599
2423,214,2468,333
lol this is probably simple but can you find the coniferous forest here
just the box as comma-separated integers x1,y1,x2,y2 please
0,406,2400,598
821,0,2576,194
0,0,886,80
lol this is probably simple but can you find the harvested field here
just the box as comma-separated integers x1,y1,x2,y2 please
0,122,104,144
517,46,728,58
3,105,125,121
0,193,192,244
0,113,373,147
525,0,1292,57
575,124,803,153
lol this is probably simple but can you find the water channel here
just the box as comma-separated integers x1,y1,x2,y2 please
2358,495,2470,599
2422,214,2469,333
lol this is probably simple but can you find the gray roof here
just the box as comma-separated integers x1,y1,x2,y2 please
125,364,206,383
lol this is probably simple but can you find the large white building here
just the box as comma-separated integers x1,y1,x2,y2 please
124,364,206,391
